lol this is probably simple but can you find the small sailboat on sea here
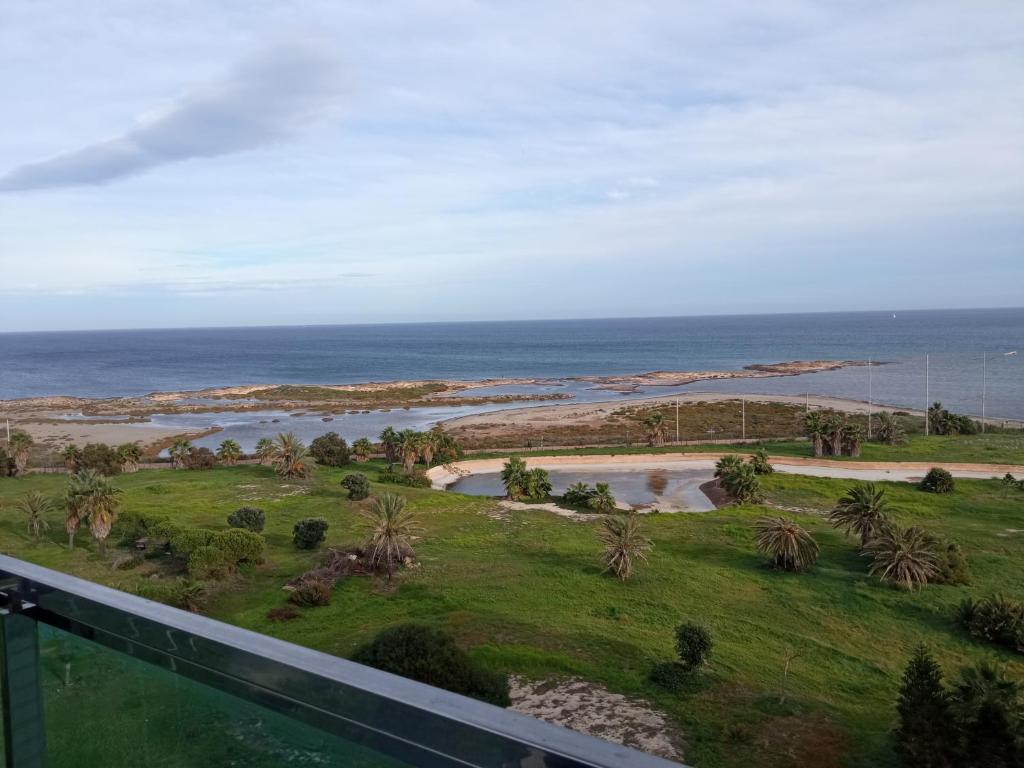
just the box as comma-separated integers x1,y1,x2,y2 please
1006,351,1018,357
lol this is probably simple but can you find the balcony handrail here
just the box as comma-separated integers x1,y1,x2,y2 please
0,555,683,767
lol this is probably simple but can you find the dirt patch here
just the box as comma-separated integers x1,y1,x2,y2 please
700,479,731,509
509,676,685,761
751,711,848,768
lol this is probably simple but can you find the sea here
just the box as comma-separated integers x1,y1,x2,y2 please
2,309,1022,449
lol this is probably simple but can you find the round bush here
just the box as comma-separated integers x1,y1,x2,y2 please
310,432,351,467
293,518,329,549
341,472,370,501
920,467,955,494
213,529,266,564
649,661,689,693
351,623,510,706
227,506,265,533
675,622,713,671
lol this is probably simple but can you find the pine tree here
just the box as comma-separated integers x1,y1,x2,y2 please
895,645,956,768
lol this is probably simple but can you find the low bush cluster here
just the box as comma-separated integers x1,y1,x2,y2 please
919,467,955,494
227,506,265,532
649,661,691,693
562,482,596,507
310,432,351,467
132,579,205,612
168,527,266,578
352,623,510,706
341,472,370,500
293,518,329,549
289,578,333,607
931,540,970,585
958,594,1024,653
78,443,123,475
183,447,218,470
651,621,714,693
378,464,431,488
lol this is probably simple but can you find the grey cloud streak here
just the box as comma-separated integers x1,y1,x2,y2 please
0,43,342,192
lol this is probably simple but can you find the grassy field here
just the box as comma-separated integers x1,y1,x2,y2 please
1,459,1023,767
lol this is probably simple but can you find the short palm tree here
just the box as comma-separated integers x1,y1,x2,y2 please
720,461,763,504
254,437,274,465
17,492,53,538
352,437,374,461
8,431,33,475
168,439,193,469
863,525,937,590
60,444,82,471
755,517,819,571
216,439,242,466
427,426,460,464
749,448,774,475
714,454,743,479
598,513,652,580
501,457,529,500
643,411,667,447
950,660,1023,730
271,432,314,479
802,411,826,457
361,493,420,580
874,412,906,446
829,482,890,548
588,482,618,513
117,442,142,473
65,469,122,553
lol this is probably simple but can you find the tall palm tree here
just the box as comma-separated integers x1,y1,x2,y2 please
271,432,314,479
598,513,652,580
588,482,618,513
755,517,819,571
352,437,374,462
822,412,846,457
828,482,890,548
216,439,242,466
875,412,907,446
643,411,667,447
863,525,937,591
379,427,401,463
7,431,33,475
17,492,53,538
802,411,826,457
841,424,865,458
427,426,460,464
61,444,82,471
117,442,142,473
419,431,436,466
361,493,420,581
398,429,422,474
254,437,275,465
168,439,193,469
65,469,122,553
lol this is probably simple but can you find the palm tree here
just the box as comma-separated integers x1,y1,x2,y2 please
643,411,667,447
427,426,460,464
361,493,420,581
802,411,826,457
65,469,122,553
500,457,529,500
17,492,53,538
875,412,907,446
821,412,846,457
841,424,864,458
271,432,314,479
61,444,82,471
755,517,819,571
750,448,774,475
168,439,193,469
714,454,744,479
352,437,374,462
254,437,275,465
863,525,937,590
7,431,33,475
216,439,242,466
379,427,401,463
398,429,422,474
949,660,1023,759
720,462,764,504
117,442,142,473
828,482,890,548
598,513,652,580
588,482,618,513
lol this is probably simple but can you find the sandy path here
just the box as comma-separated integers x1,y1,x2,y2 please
15,419,210,453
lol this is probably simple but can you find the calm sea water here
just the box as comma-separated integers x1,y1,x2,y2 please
1,309,1022,419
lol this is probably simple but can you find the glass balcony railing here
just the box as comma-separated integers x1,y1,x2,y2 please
0,555,683,767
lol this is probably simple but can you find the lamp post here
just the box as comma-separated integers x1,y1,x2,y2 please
924,354,930,437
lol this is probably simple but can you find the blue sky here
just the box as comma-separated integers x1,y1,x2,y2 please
1,1,1022,332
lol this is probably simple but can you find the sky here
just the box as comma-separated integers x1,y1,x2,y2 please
1,1,1022,332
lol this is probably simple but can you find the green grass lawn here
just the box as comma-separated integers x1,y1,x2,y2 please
1,462,1023,767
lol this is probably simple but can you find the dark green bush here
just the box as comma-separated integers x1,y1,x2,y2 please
117,511,174,545
79,443,122,475
293,518,329,549
214,529,265,564
341,472,371,500
351,623,510,706
227,506,265,533
188,546,229,579
378,464,430,488
183,447,217,470
289,578,333,607
957,594,1024,653
920,468,955,494
562,482,596,507
932,540,970,586
169,529,215,557
675,622,713,671
649,661,689,693
310,432,351,467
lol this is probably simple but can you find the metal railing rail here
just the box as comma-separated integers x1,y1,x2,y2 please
0,555,683,768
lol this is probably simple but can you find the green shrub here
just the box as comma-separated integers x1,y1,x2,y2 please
188,546,229,579
213,529,265,564
289,578,333,607
932,540,970,586
675,622,713,671
351,623,510,706
920,468,955,494
341,472,370,500
293,518,329,549
132,578,205,612
649,661,689,693
227,506,265,533
749,448,774,475
183,447,217,470
562,482,596,507
378,464,430,488
79,443,122,475
310,432,351,467
957,594,1024,653
116,511,174,544
168,529,215,557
